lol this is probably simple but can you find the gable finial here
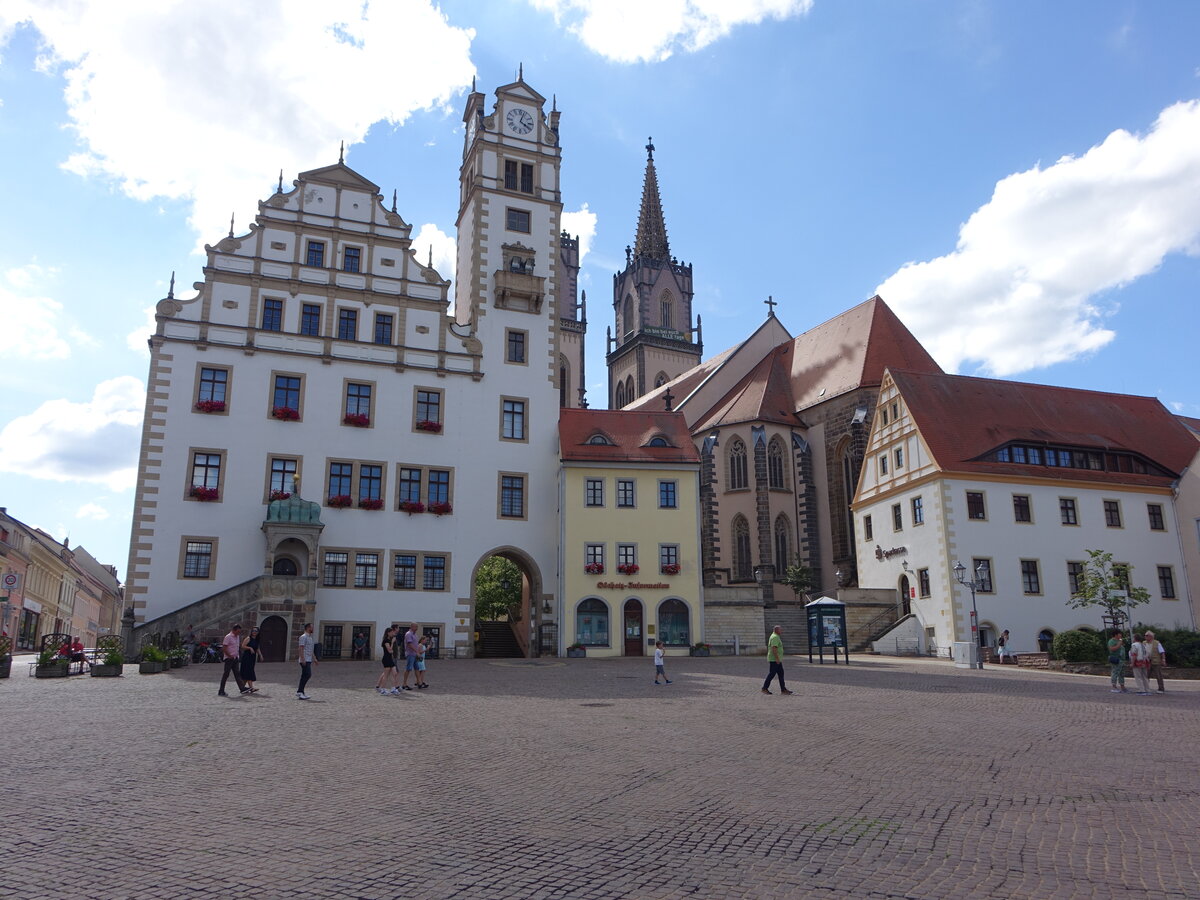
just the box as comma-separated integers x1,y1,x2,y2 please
391,189,397,213
427,245,433,268
552,93,557,112
277,169,283,193
646,136,654,160
228,212,235,238
471,75,476,92
664,386,675,412
764,295,778,317
339,141,344,164
518,62,524,81
168,271,176,300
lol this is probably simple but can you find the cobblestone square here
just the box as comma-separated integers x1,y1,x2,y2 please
2,654,1197,899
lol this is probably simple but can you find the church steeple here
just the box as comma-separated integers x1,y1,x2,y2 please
633,137,670,262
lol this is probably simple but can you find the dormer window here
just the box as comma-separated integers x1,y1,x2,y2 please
646,436,672,448
586,434,613,445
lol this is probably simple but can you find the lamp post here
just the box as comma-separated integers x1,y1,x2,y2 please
953,560,986,669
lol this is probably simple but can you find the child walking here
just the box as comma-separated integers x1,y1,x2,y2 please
654,640,672,684
415,636,430,689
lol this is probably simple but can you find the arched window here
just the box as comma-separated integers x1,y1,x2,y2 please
625,376,635,404
658,599,690,646
615,382,626,407
559,355,570,408
768,436,786,489
576,598,610,647
654,371,668,388
774,515,790,573
732,515,752,582
646,435,670,447
728,438,748,491
622,294,634,336
660,291,673,328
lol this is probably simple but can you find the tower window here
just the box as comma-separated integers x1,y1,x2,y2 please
521,163,533,193
506,208,530,233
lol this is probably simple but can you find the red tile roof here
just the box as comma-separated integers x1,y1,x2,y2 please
891,369,1196,486
560,408,700,463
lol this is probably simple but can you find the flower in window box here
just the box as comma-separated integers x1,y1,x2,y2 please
194,399,226,413
271,406,300,421
616,563,639,575
584,563,604,575
358,498,384,510
428,501,453,516
343,413,370,427
661,563,680,575
399,500,426,514
415,419,443,433
189,486,219,502
327,494,352,508
269,490,292,501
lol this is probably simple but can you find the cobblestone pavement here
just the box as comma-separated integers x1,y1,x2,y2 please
2,653,1198,899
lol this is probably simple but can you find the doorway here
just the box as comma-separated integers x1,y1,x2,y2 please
899,575,911,617
623,599,643,656
273,558,298,575
259,615,288,662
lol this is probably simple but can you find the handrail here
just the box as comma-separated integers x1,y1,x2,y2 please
849,606,900,648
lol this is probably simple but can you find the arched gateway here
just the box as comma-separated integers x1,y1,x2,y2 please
470,547,548,658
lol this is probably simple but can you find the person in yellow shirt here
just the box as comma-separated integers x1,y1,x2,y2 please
761,625,794,695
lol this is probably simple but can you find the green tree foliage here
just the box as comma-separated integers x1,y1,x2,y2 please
1052,629,1105,663
475,556,522,621
780,558,815,596
1133,624,1200,668
1066,549,1151,624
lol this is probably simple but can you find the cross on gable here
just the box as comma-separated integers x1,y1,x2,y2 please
663,387,675,411
764,295,777,317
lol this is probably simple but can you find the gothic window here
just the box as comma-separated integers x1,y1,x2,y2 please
767,437,786,489
625,376,634,405
660,292,672,328
615,382,626,407
727,438,748,491
623,295,634,335
559,356,570,408
654,372,668,389
774,515,791,573
732,516,752,582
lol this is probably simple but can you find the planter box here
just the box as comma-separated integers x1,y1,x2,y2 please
566,648,586,659
139,661,164,674
690,649,711,657
36,662,70,678
91,664,123,677
170,657,184,668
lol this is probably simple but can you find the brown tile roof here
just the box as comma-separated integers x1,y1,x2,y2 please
560,408,699,463
1177,415,1200,440
691,345,800,430
891,369,1196,487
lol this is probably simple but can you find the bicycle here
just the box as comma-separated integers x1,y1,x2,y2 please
192,642,222,664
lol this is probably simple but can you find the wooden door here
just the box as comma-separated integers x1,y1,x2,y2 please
623,599,643,657
259,615,288,662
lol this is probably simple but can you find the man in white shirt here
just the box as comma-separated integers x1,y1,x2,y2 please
297,622,317,699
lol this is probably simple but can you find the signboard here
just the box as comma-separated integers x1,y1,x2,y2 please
2,572,20,590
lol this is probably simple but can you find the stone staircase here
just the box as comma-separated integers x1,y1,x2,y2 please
765,601,810,654
477,621,523,658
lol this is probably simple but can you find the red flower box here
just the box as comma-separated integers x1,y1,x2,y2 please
399,500,426,514
415,420,442,433
359,498,384,510
189,486,219,501
660,564,680,575
327,494,352,508
584,563,604,575
194,399,226,413
269,490,292,501
428,501,453,515
272,406,300,421
343,413,370,427
617,564,640,575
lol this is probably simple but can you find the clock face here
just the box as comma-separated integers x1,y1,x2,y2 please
506,107,534,135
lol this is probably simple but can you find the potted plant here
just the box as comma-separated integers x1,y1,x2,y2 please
428,501,453,515
189,485,219,501
617,563,639,575
584,563,603,575
690,641,712,657
327,494,353,508
269,489,292,501
139,645,166,674
415,419,442,433
358,497,384,510
194,399,226,413
168,647,187,668
271,405,300,421
35,648,70,678
566,642,586,659
343,413,370,427
399,500,426,514
91,646,125,677
661,563,680,575
0,634,11,678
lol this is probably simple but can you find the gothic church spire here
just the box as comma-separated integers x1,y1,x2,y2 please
633,137,670,261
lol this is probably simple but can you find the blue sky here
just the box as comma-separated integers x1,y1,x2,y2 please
1,0,1198,575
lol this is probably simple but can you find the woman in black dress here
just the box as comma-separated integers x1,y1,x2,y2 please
240,626,263,692
376,626,398,695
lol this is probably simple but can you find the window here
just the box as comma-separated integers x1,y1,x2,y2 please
728,439,748,491
1013,495,1031,523
1020,560,1041,595
617,544,637,569
1158,566,1176,599
358,465,382,503
506,329,526,363
1104,500,1122,528
354,553,378,588
732,516,752,582
617,479,635,508
585,544,605,569
658,480,677,509
892,503,903,532
1067,561,1084,595
972,559,993,593
328,462,353,500
323,551,348,587
774,516,789,572
270,457,298,496
273,374,301,412
520,163,533,193
337,309,358,341
576,598,609,647
768,438,785,489
658,598,689,647
894,448,904,469
393,554,417,590
647,436,669,447
423,556,447,591
918,568,931,598
966,491,986,520
416,389,442,427
306,240,325,267
879,454,888,475
506,208,530,233
428,470,450,505
661,297,671,328
1147,503,1166,531
1113,563,1131,591
501,399,526,440
300,304,321,336
660,544,679,569
864,515,873,541
398,468,422,504
1060,498,1078,526
374,313,393,345
261,298,283,332
345,383,371,419
911,496,924,526
191,452,222,492
198,367,228,404
505,160,534,193
183,541,213,578
892,402,899,420
504,160,517,190
882,408,889,425
500,475,525,518
342,246,361,273
585,479,604,507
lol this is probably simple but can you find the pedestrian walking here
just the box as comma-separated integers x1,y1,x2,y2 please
401,623,420,691
653,639,672,684
297,622,317,699
996,629,1015,664
219,624,251,697
1106,628,1128,693
1129,632,1152,695
240,626,264,692
1144,630,1167,694
762,625,793,695
377,626,399,695
415,635,430,689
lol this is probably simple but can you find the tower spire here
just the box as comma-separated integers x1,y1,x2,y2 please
339,141,344,164
633,137,670,261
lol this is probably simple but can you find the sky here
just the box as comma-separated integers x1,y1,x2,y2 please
1,0,1198,577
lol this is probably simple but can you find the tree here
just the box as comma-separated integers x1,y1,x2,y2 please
1066,549,1151,627
474,556,522,621
779,557,815,597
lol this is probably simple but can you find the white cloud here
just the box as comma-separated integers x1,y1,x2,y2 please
76,502,111,521
0,261,72,359
529,0,812,63
562,203,598,262
411,222,458,312
126,303,159,355
877,100,1200,377
1,0,475,246
0,376,145,491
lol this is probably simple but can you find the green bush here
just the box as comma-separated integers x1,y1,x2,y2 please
1053,629,1105,663
140,644,167,663
1134,625,1200,668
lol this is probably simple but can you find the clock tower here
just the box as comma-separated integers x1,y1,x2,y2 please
607,139,701,408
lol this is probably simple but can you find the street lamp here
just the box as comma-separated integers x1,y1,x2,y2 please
953,560,987,669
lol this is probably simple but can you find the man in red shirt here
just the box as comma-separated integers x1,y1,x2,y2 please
218,624,252,697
